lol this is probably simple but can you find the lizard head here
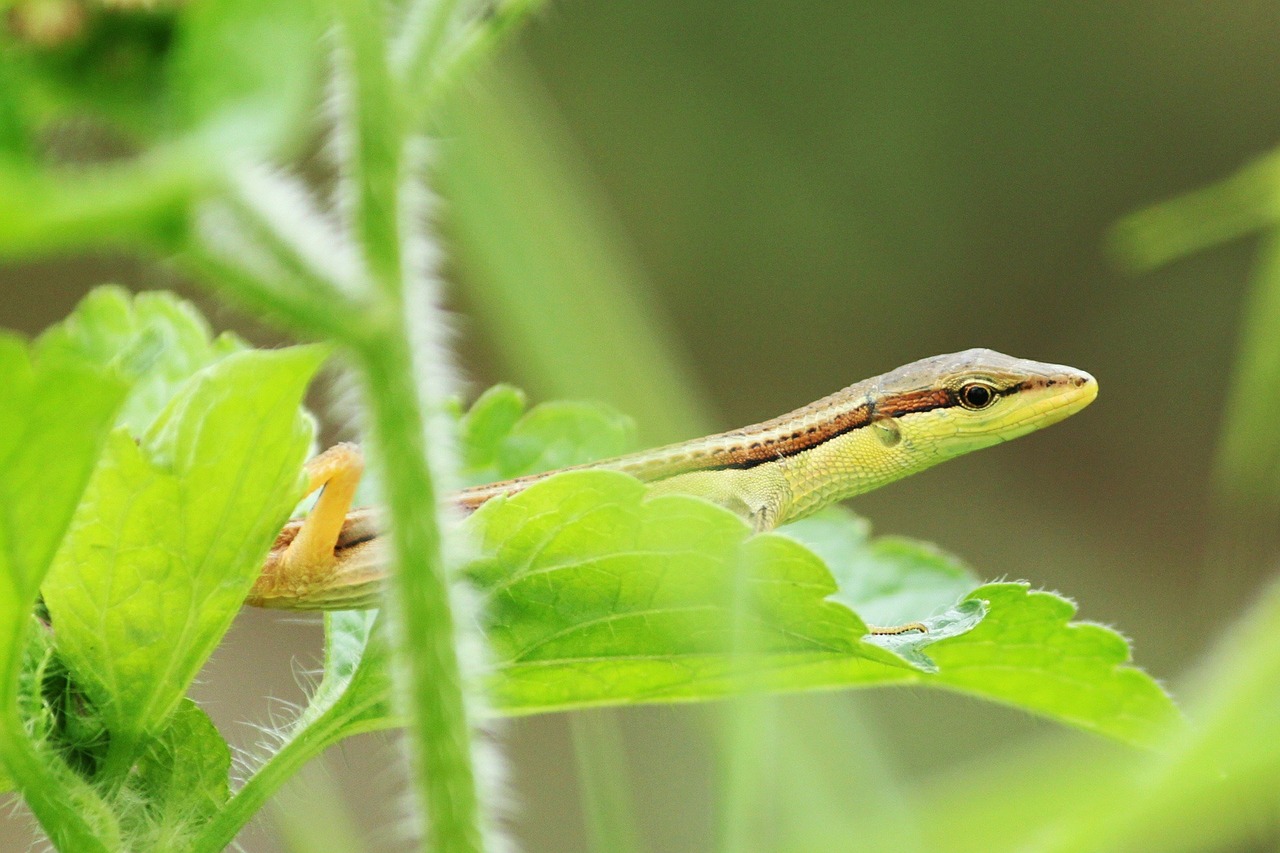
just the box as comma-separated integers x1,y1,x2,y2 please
874,348,1098,458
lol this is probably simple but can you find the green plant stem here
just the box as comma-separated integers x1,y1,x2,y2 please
715,696,774,853
187,250,486,851
191,698,384,852
0,620,115,853
181,241,364,344
1111,151,1280,272
332,1,487,847
356,330,485,853
436,65,711,444
1214,231,1280,513
333,0,406,294
715,550,773,853
570,711,642,853
0,729,112,853
98,732,140,785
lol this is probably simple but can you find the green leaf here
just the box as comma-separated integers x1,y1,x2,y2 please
0,153,194,256
167,0,323,156
495,400,635,479
118,699,229,847
0,337,128,606
307,610,397,738
462,473,1176,745
781,509,979,626
459,384,527,474
41,346,324,769
277,473,910,748
788,510,1180,745
0,337,126,850
467,471,912,710
779,510,985,670
35,286,245,435
925,583,1180,746
458,385,635,485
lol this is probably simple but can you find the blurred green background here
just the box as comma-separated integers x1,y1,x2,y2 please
5,2,1280,850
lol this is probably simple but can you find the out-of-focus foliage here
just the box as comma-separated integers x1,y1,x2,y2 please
1117,155,1280,532
437,67,709,444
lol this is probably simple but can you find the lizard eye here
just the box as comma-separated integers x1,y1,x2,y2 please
959,382,996,410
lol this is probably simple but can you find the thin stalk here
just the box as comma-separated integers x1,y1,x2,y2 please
1213,230,1280,516
97,732,140,784
182,3,488,847
180,243,365,344
570,711,642,853
714,552,772,853
220,168,369,302
191,700,380,852
1112,151,1280,272
356,330,485,853
715,697,773,853
0,729,113,853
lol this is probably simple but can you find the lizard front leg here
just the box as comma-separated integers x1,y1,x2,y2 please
248,443,378,609
279,442,364,574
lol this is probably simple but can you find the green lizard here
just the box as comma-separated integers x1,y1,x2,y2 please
249,348,1097,627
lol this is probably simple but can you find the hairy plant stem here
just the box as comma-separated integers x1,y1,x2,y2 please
191,683,386,852
0,619,115,853
355,328,485,853
332,0,487,845
189,240,486,850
